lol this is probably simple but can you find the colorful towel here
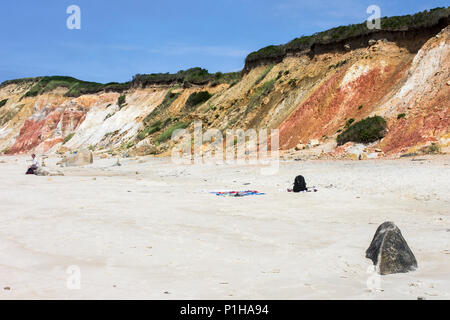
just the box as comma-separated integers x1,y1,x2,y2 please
211,190,265,197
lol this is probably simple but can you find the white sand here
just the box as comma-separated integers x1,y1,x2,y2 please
0,155,449,299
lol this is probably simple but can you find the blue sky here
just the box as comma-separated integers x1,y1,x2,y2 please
0,0,448,83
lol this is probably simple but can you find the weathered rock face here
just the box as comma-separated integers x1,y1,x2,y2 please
0,26,448,158
61,150,93,167
366,221,418,275
378,26,450,155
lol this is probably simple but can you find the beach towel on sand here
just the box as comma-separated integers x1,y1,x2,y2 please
211,190,265,197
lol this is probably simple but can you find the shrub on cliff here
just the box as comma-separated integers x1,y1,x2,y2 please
21,76,131,98
337,116,387,145
421,143,441,154
156,122,190,143
118,95,126,108
137,120,162,141
254,65,274,85
185,91,212,109
248,78,275,111
345,118,355,128
0,99,7,108
62,133,75,145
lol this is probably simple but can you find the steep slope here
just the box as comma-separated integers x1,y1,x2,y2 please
378,26,450,154
0,8,448,159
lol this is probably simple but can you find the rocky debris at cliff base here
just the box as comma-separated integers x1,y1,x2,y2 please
366,221,418,275
307,139,320,148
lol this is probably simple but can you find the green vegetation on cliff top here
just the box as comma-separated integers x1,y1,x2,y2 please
0,68,241,98
0,7,447,95
245,7,449,65
131,67,241,87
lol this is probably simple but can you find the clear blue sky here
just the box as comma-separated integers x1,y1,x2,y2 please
0,0,448,83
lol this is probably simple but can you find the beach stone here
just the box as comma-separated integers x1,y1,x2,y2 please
61,150,93,167
35,167,64,176
366,221,418,275
308,139,320,147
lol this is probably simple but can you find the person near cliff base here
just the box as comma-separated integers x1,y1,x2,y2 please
26,153,39,175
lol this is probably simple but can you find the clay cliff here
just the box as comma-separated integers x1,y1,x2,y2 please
0,8,448,159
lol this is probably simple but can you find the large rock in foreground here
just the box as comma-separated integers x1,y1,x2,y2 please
365,221,418,275
61,150,93,167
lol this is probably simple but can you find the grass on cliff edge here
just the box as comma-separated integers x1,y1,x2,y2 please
245,7,450,65
337,116,387,145
132,67,241,87
2,68,241,98
19,76,131,98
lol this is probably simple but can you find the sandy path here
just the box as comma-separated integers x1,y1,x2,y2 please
0,155,449,299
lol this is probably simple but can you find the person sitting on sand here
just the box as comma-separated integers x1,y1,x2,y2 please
26,153,39,175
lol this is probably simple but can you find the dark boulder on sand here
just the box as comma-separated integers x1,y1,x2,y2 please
366,221,418,275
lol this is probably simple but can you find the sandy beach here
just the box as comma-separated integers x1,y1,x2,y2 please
0,155,449,299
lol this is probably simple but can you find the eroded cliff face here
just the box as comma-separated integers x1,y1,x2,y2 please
378,27,450,154
0,26,448,158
